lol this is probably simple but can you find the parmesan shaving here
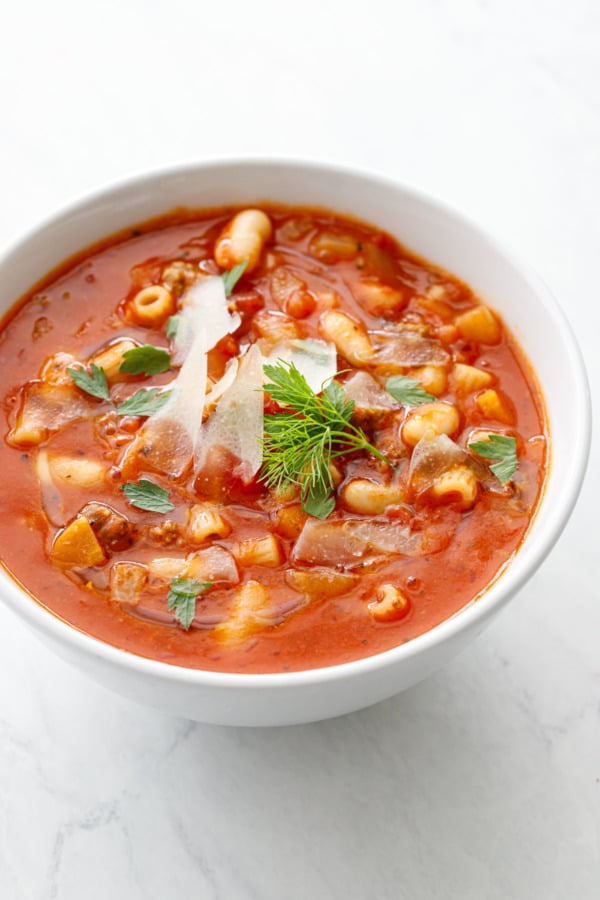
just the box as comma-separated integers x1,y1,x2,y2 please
342,371,399,411
205,358,239,407
172,276,240,364
195,344,264,484
265,338,337,394
121,326,208,478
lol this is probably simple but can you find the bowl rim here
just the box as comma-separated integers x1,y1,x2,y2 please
0,156,592,689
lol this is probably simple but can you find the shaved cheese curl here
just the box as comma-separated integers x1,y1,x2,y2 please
195,344,264,484
264,338,337,394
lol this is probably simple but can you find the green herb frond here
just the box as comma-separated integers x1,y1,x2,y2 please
261,361,389,518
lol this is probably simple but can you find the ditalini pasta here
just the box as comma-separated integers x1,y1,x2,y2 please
0,205,547,672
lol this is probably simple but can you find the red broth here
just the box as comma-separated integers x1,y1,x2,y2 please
0,206,547,672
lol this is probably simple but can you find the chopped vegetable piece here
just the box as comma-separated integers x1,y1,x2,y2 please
121,479,174,513
51,516,105,567
119,345,171,376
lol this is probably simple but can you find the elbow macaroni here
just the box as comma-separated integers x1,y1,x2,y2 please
127,285,175,327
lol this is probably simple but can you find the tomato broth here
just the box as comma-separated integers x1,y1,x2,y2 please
0,206,547,672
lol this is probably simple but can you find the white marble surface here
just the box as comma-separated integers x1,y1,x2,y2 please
0,1,598,897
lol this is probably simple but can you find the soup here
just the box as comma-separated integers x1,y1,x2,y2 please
0,205,547,672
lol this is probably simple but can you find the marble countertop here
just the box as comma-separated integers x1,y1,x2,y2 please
0,1,597,896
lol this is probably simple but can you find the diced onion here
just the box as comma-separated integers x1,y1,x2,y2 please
292,518,443,569
370,330,450,368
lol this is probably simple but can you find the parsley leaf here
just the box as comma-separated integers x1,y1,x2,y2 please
303,486,336,519
119,345,171,376
67,363,111,402
222,258,248,297
116,388,172,417
121,479,174,513
468,434,518,483
385,376,435,406
167,577,212,630
166,316,180,339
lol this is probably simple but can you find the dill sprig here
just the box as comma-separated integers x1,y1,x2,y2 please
261,362,389,519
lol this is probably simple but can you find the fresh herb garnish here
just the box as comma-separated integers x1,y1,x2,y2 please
119,345,171,376
261,362,389,519
116,388,172,417
386,375,435,406
222,258,248,297
166,315,180,339
67,363,111,402
167,577,212,630
469,434,518,483
121,478,174,513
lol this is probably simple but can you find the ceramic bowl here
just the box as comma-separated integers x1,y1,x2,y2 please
0,160,590,725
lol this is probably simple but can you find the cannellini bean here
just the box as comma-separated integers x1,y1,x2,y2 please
232,534,284,568
341,479,405,515
455,305,501,344
430,465,479,509
186,503,231,543
368,584,410,622
49,455,106,488
214,209,272,274
51,517,106,567
452,363,493,393
128,285,175,327
89,339,139,384
402,402,460,447
476,389,516,425
319,310,373,365
410,365,447,396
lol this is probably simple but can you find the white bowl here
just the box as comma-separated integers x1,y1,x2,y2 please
0,160,591,725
